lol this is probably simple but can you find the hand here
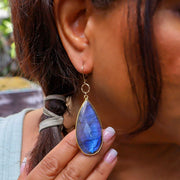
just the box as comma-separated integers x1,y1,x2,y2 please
19,127,117,180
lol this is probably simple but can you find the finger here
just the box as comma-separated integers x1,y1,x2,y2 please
18,172,26,180
18,167,28,180
87,149,118,180
18,168,26,180
18,158,28,180
27,130,79,180
56,127,116,180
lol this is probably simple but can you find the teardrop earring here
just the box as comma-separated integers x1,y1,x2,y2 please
75,67,103,155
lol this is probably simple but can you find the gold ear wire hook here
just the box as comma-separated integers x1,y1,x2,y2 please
81,65,90,99
82,65,86,83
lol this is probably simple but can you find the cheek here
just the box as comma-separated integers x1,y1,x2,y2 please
88,5,139,128
92,37,139,127
154,10,180,85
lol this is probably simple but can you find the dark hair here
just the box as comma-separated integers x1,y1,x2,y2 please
10,0,162,171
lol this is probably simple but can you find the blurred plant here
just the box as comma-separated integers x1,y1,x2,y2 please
0,0,8,10
0,0,19,76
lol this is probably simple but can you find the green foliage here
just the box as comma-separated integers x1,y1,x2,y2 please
0,0,18,76
10,42,16,59
0,0,9,10
0,17,12,37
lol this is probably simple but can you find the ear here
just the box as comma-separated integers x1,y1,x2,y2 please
54,0,93,74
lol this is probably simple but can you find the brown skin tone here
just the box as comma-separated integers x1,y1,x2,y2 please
20,0,180,179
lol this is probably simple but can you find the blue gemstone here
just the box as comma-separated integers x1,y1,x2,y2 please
76,100,102,155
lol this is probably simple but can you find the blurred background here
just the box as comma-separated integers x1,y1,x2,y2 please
0,0,43,117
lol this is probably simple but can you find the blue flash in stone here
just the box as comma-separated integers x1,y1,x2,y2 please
76,100,102,155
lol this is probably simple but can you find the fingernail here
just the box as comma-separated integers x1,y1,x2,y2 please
103,127,115,142
20,157,27,174
104,149,118,164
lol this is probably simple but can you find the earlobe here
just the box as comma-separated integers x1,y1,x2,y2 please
54,0,93,74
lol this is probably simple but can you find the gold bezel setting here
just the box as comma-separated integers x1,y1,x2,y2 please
75,98,103,156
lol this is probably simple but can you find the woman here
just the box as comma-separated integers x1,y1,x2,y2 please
2,0,180,179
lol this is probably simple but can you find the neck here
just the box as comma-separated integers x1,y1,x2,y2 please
110,142,180,179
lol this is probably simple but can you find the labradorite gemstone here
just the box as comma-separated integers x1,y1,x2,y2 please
76,100,102,155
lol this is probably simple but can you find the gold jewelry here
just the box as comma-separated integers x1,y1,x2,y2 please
75,66,103,155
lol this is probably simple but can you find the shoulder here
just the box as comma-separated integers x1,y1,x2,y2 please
21,108,42,162
23,108,42,136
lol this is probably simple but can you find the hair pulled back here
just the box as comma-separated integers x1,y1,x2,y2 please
10,0,162,171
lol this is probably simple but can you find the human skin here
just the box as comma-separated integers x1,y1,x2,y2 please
20,0,180,179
